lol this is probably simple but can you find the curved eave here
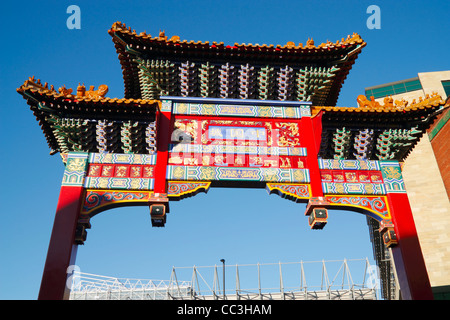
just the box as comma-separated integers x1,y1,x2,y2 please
17,78,161,154
109,22,366,102
313,97,446,136
109,22,366,57
17,84,161,115
313,96,445,116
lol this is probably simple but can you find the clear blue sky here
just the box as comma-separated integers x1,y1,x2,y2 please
1,0,449,300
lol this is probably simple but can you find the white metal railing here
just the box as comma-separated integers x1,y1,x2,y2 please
69,272,192,300
69,258,378,300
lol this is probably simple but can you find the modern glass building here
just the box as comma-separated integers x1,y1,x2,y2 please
365,78,423,100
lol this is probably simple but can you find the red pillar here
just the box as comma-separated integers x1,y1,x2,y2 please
153,101,173,194
39,152,88,300
38,185,84,300
387,193,434,300
301,110,323,197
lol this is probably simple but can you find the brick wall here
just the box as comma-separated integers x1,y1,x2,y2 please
428,108,450,199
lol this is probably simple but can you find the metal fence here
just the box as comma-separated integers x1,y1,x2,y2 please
69,258,378,300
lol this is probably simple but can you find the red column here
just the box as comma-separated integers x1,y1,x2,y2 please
39,152,88,300
387,193,433,300
301,111,323,197
38,185,84,300
153,102,173,194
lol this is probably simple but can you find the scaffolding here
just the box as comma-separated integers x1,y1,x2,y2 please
366,216,400,300
70,258,378,300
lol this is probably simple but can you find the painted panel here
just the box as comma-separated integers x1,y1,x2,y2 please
172,101,308,119
89,153,157,165
167,115,309,184
166,165,310,183
61,152,89,187
380,161,406,193
322,182,386,195
318,159,381,170
84,177,154,190
320,169,384,184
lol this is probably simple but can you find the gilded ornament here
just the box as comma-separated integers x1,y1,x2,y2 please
264,159,278,167
382,166,401,180
176,103,188,114
169,156,183,165
172,166,186,179
88,165,101,176
115,166,127,177
201,104,216,115
66,158,87,172
200,167,216,180
202,155,211,166
263,168,278,181
130,179,141,190
280,157,291,168
335,183,345,194
131,166,141,177
184,157,198,165
276,122,300,147
284,107,295,118
293,170,305,182
257,106,271,117
345,172,357,182
174,120,198,141
143,167,154,178
98,178,109,189
102,165,113,176
234,156,245,166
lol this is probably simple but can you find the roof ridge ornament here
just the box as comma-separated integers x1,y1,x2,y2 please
77,84,109,98
109,21,365,51
356,92,444,111
57,83,109,98
306,38,315,48
158,30,167,41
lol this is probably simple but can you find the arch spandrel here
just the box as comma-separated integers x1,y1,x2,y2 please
81,181,212,217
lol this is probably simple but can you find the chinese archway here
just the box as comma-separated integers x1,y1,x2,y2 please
17,22,446,300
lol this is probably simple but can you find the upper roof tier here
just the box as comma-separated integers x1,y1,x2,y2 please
109,22,366,106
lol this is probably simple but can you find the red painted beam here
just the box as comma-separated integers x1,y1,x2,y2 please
387,193,434,300
38,186,84,300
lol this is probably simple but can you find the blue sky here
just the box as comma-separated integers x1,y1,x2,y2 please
1,0,449,299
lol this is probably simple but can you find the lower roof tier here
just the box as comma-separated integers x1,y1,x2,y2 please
17,77,447,162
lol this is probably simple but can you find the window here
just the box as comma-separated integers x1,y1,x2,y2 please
365,78,423,99
442,80,450,98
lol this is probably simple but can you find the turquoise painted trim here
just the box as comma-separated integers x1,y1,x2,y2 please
428,109,449,141
160,95,312,107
